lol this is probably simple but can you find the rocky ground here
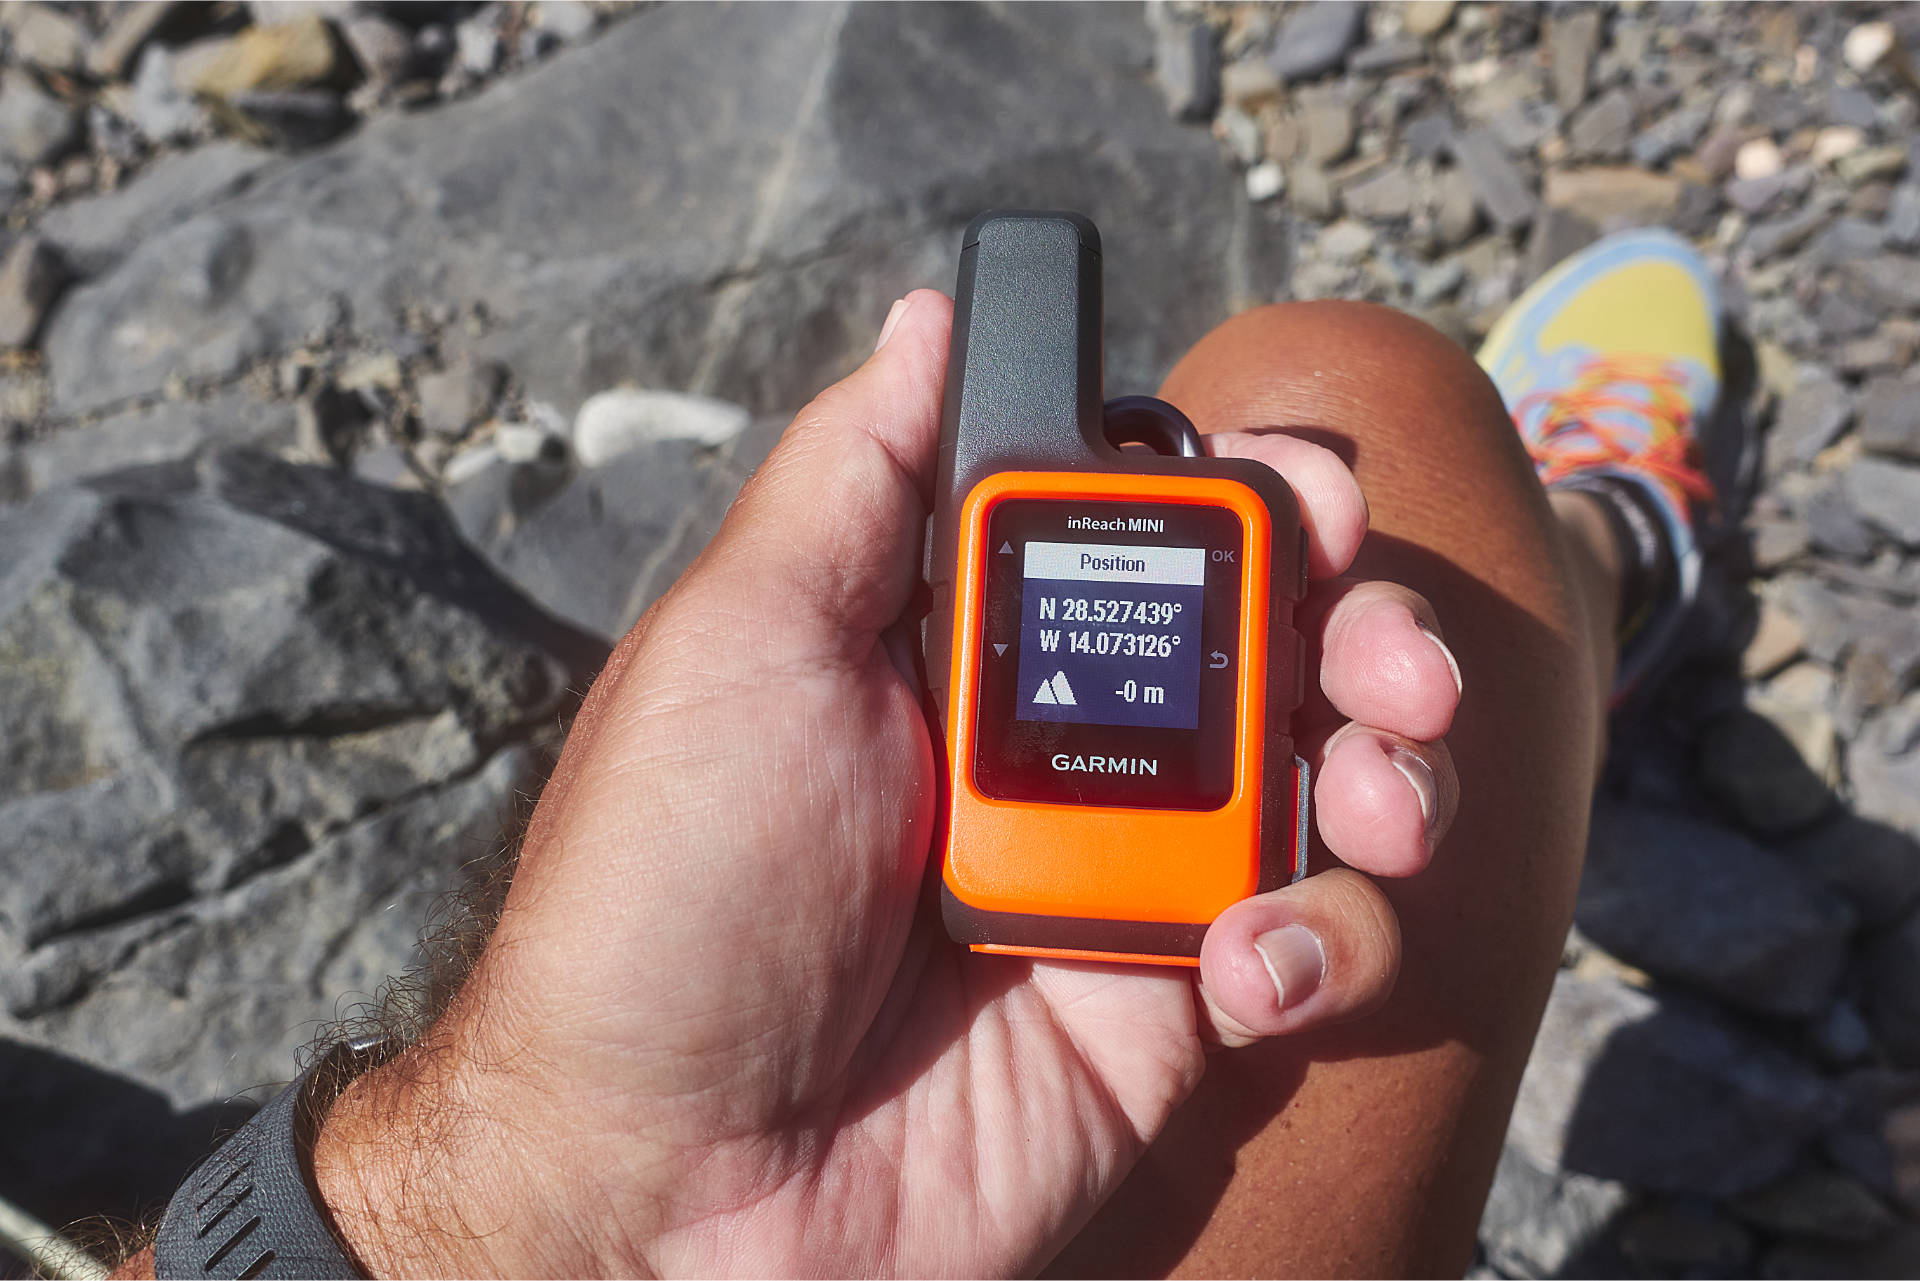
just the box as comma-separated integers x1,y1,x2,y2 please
0,1,1917,1277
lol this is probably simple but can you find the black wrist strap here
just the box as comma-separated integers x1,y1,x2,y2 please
155,1038,397,1280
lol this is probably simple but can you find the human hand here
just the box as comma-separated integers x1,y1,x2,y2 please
310,289,1463,1277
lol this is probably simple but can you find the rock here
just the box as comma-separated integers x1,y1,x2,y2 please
1764,1225,1920,1280
187,15,346,100
1839,146,1911,187
1154,18,1218,123
1288,160,1336,221
0,236,71,351
1844,254,1920,314
1618,1202,1755,1275
1213,106,1261,167
1802,477,1877,559
1631,103,1711,169
1578,801,1853,1016
223,89,354,150
3,3,91,75
1219,58,1280,111
1810,217,1889,268
299,381,376,463
1244,160,1284,203
1340,165,1415,221
1886,186,1920,250
1860,378,1920,460
451,413,780,639
1748,202,1835,263
1871,911,1920,1066
0,450,601,1029
46,6,1270,442
1727,165,1812,216
1768,369,1852,472
1741,596,1807,679
1844,22,1896,74
1548,7,1601,116
1348,37,1425,77
1524,206,1598,283
1830,85,1880,131
1476,1143,1629,1278
1815,1001,1877,1067
1845,458,1920,546
1402,110,1451,160
340,14,415,90
89,0,185,80
1738,137,1785,181
1266,0,1363,82
1452,127,1536,230
493,421,566,466
1401,1,1455,39
1299,87,1355,165
454,7,503,77
1568,88,1634,162
1731,1169,1897,1244
534,1,598,43
416,358,502,439
1542,166,1681,227
1315,218,1375,264
1699,698,1839,835
1853,742,1920,840
0,73,79,167
125,44,210,145
1510,970,1839,1198
8,389,299,503
1432,165,1480,246
1814,126,1867,169
39,142,273,277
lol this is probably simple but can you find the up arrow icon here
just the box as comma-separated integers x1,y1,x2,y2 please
998,541,1013,554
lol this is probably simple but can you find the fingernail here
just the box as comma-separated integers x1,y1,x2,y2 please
1415,620,1463,697
1389,745,1438,840
1253,925,1325,1010
874,297,910,352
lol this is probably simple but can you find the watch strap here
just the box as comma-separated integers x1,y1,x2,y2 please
155,1038,395,1280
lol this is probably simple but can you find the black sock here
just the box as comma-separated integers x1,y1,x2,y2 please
1573,478,1676,642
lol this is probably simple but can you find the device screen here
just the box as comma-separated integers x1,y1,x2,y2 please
974,498,1245,810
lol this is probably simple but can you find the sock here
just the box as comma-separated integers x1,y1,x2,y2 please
1570,478,1676,644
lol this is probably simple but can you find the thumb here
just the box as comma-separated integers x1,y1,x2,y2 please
689,289,955,658
1196,868,1402,1048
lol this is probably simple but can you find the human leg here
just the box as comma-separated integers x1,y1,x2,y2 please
1049,300,1622,1277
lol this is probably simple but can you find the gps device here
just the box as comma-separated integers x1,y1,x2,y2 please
926,211,1312,967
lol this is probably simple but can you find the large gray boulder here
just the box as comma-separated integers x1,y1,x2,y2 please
39,3,1269,421
1509,971,1840,1198
1575,802,1856,1019
0,450,604,1106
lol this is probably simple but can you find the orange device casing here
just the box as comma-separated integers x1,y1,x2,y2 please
940,472,1303,967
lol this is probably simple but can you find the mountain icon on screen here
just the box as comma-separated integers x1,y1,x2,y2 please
1031,670,1077,706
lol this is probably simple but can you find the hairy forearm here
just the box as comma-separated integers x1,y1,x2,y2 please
110,1243,154,1280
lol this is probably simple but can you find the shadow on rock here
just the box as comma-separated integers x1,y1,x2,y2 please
0,1037,260,1245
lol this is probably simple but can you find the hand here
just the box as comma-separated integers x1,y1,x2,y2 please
310,290,1463,1277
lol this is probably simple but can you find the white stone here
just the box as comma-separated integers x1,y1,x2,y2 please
1317,218,1375,264
572,388,750,466
1812,126,1865,168
1843,21,1895,73
495,422,562,464
1735,137,1783,181
441,441,501,487
1245,160,1285,202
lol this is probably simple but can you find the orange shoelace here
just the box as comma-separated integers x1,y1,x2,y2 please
1513,354,1717,519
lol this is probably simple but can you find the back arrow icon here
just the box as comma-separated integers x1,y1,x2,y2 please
1209,651,1229,669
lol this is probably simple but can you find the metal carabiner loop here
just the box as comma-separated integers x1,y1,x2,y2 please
1101,395,1205,459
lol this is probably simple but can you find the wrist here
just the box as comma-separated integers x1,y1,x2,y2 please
310,1026,595,1279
